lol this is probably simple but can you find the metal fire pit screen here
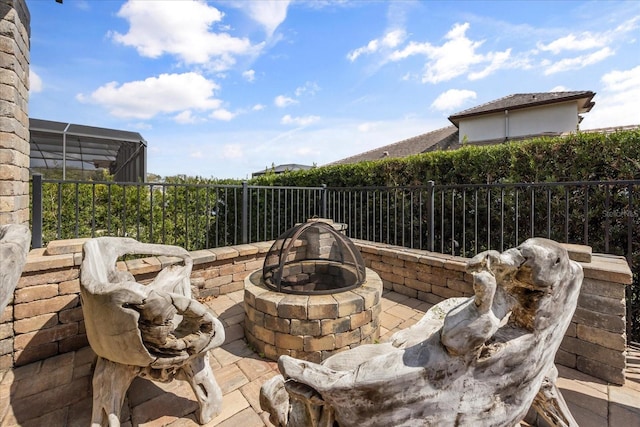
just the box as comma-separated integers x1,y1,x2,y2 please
263,220,366,295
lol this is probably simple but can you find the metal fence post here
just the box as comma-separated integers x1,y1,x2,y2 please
242,181,248,244
426,180,435,251
31,173,43,248
321,184,327,218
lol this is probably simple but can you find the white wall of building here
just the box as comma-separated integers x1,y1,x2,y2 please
458,102,580,143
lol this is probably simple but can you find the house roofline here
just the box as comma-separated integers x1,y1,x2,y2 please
448,91,595,127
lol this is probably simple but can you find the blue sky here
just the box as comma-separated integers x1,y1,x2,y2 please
28,0,640,179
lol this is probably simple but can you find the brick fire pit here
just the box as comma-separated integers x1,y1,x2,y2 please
244,268,382,363
243,219,382,363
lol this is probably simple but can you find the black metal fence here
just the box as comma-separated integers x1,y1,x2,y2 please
30,175,327,250
30,175,640,342
330,181,638,258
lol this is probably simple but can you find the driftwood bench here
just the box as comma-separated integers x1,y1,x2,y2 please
261,238,581,427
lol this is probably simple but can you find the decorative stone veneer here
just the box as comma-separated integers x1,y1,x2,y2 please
243,268,382,363
0,0,31,226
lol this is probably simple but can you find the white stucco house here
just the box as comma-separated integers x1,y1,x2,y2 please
448,91,595,144
329,91,597,165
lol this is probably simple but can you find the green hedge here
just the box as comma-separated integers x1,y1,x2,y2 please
249,129,640,186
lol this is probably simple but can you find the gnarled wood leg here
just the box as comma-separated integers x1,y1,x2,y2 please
91,357,140,427
260,375,290,427
532,366,578,427
180,353,223,423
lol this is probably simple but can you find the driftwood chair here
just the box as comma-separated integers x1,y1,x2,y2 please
261,238,581,427
80,237,225,427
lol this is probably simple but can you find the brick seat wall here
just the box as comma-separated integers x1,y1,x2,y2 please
0,238,632,385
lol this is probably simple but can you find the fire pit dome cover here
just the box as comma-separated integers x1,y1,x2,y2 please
262,220,366,295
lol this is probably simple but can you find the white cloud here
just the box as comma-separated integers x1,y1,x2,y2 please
281,115,320,126
190,150,203,158
537,17,639,54
550,85,569,92
111,0,257,69
29,69,43,93
211,109,236,121
274,95,298,108
295,81,320,97
357,122,378,132
468,49,511,80
581,65,640,129
431,89,477,111
543,47,613,75
131,122,153,131
348,40,379,62
295,146,320,156
238,0,290,37
77,72,221,119
421,23,485,83
252,104,265,111
537,33,605,54
389,40,432,61
347,29,406,62
242,69,256,82
174,110,197,124
601,65,640,92
382,29,406,49
221,144,244,159
388,22,513,83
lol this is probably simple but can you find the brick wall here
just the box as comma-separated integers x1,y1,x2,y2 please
3,237,632,385
0,0,31,226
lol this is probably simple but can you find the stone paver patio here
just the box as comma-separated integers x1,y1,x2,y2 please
2,289,639,426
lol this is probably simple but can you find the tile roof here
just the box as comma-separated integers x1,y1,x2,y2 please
448,91,595,126
252,163,313,177
326,126,458,166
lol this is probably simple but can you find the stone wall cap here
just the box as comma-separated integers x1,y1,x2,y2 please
560,243,592,263
44,238,89,256
124,257,162,275
235,244,259,257
352,239,382,255
23,252,75,272
443,258,468,272
157,255,184,268
189,249,216,265
210,246,239,260
251,241,274,254
305,218,348,231
397,251,422,263
29,247,46,257
582,254,633,285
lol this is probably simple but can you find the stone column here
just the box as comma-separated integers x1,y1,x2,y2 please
0,0,30,226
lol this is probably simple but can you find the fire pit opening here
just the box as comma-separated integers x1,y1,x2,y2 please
244,219,382,362
263,220,366,295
